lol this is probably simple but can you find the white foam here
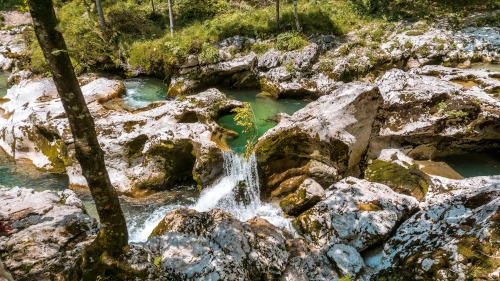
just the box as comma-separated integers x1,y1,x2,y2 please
129,152,294,242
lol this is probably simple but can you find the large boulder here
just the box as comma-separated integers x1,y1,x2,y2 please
255,82,383,196
293,177,419,250
369,68,500,160
0,77,240,192
148,208,290,280
0,187,95,281
373,176,500,281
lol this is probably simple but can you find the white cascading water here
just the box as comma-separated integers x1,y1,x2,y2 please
192,152,291,230
128,152,292,242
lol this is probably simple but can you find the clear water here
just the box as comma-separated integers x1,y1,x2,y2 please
438,152,500,178
469,63,500,72
192,152,293,231
216,89,308,152
0,71,10,98
122,77,168,109
0,149,198,242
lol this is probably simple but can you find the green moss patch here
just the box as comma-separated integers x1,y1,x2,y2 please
364,160,429,201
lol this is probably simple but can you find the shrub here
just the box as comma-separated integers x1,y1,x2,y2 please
251,42,272,54
199,42,219,64
275,32,308,51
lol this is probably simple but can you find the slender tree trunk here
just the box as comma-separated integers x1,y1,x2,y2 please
275,0,279,30
168,0,174,36
95,0,106,30
151,0,155,14
28,0,128,279
293,0,301,32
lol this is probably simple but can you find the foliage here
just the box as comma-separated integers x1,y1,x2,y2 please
275,32,308,51
57,0,116,70
199,42,219,64
0,0,28,11
251,42,272,54
339,276,353,281
173,0,227,27
153,256,162,270
231,102,258,158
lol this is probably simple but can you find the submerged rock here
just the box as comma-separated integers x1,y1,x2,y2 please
0,77,239,192
0,187,95,281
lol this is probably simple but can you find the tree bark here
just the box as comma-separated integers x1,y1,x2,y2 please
275,0,279,30
168,0,174,36
293,0,301,32
151,0,155,14
28,0,128,279
95,0,106,30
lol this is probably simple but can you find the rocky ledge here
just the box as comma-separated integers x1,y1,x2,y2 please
0,76,241,193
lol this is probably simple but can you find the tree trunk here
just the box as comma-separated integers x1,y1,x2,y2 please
28,0,128,279
293,0,301,32
168,0,174,36
275,0,279,30
151,0,155,14
95,0,106,30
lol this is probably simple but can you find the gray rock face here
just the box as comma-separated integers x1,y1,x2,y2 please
293,177,419,250
256,82,383,193
0,187,95,281
0,78,239,192
373,176,500,281
293,44,319,72
279,178,325,216
148,208,290,280
369,68,500,160
414,65,500,95
258,49,281,70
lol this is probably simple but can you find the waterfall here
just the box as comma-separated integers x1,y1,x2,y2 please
193,152,292,229
128,151,292,242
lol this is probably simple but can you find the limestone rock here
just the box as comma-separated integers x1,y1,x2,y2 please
279,178,325,216
0,187,95,281
0,78,239,192
256,82,383,192
414,65,500,96
369,68,500,160
373,176,500,281
326,244,365,278
258,49,281,70
293,43,319,72
293,177,419,250
148,208,290,280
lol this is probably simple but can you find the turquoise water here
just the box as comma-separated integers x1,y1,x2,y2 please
0,71,10,98
123,77,168,108
469,63,500,72
216,89,308,152
0,148,196,242
439,152,500,178
0,150,69,191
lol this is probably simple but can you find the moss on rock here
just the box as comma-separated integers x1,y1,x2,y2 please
364,160,429,201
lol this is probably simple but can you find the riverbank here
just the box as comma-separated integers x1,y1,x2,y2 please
1,2,500,281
